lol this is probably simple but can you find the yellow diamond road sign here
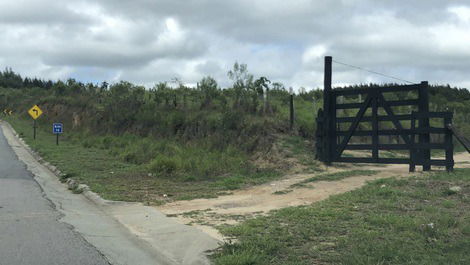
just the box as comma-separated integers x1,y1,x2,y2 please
28,105,43,120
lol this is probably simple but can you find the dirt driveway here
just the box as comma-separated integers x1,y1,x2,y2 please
158,153,470,240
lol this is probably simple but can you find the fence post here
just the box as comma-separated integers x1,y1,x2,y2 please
323,56,333,164
409,112,416,172
289,94,294,130
418,81,431,171
444,114,454,172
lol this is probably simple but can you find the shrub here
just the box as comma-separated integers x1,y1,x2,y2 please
148,156,179,177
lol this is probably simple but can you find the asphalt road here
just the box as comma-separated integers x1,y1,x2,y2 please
0,129,110,265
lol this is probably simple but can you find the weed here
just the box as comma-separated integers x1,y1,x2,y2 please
212,168,470,265
290,170,378,188
273,190,293,195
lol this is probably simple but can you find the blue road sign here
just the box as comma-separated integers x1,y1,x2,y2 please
53,123,63,134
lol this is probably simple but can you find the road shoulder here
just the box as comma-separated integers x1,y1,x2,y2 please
0,120,220,265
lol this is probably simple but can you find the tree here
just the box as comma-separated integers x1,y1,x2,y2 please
52,80,67,95
227,62,253,109
66,78,83,94
272,82,285,91
100,81,109,92
153,82,170,107
197,76,219,108
0,68,23,89
105,81,145,131
254,77,271,113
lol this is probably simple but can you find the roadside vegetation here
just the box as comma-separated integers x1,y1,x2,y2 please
0,65,321,203
213,168,470,265
1,66,469,203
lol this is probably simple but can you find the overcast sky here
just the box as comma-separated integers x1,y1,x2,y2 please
1,0,470,90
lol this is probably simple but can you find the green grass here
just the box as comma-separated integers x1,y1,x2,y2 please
272,189,293,195
289,169,379,188
212,168,470,265
5,116,283,204
279,135,322,172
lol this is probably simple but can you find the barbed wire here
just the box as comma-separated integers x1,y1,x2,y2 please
332,59,415,84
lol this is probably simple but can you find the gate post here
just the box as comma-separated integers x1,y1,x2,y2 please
323,56,333,164
315,109,324,160
409,112,417,172
444,114,454,172
418,81,431,171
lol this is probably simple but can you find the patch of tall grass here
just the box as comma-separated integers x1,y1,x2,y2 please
79,133,249,180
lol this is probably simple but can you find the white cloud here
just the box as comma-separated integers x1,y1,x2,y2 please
448,6,470,23
302,45,327,66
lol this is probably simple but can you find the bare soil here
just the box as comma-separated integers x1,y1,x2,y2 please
158,152,470,240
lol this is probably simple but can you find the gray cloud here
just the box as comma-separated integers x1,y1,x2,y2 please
0,1,94,25
0,0,469,89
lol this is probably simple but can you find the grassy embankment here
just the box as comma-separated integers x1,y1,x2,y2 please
5,116,286,202
2,76,470,205
3,90,319,204
212,168,470,265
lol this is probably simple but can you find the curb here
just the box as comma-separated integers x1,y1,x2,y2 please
1,120,110,207
1,120,220,265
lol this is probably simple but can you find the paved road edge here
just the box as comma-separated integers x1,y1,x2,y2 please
0,120,220,265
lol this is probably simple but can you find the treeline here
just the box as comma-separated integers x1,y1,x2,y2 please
0,68,54,89
1,65,469,145
0,64,322,154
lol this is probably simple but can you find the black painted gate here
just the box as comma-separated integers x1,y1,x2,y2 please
316,57,454,172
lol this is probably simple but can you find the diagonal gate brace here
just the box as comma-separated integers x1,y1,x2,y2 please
335,94,373,159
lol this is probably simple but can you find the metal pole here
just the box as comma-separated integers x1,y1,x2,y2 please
56,133,59,146
33,120,37,140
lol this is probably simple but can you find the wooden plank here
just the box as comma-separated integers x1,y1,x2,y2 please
332,84,420,96
371,91,378,160
447,124,470,153
344,144,411,150
336,128,447,136
335,157,450,166
410,159,452,167
412,112,453,119
336,157,410,164
336,99,419,109
335,94,373,159
428,160,453,167
344,143,447,150
337,114,413,123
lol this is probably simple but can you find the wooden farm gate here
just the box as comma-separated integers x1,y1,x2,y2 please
316,56,454,172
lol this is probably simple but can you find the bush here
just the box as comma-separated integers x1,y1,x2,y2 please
148,156,179,176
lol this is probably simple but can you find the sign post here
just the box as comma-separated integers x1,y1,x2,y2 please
28,105,43,140
53,123,63,145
